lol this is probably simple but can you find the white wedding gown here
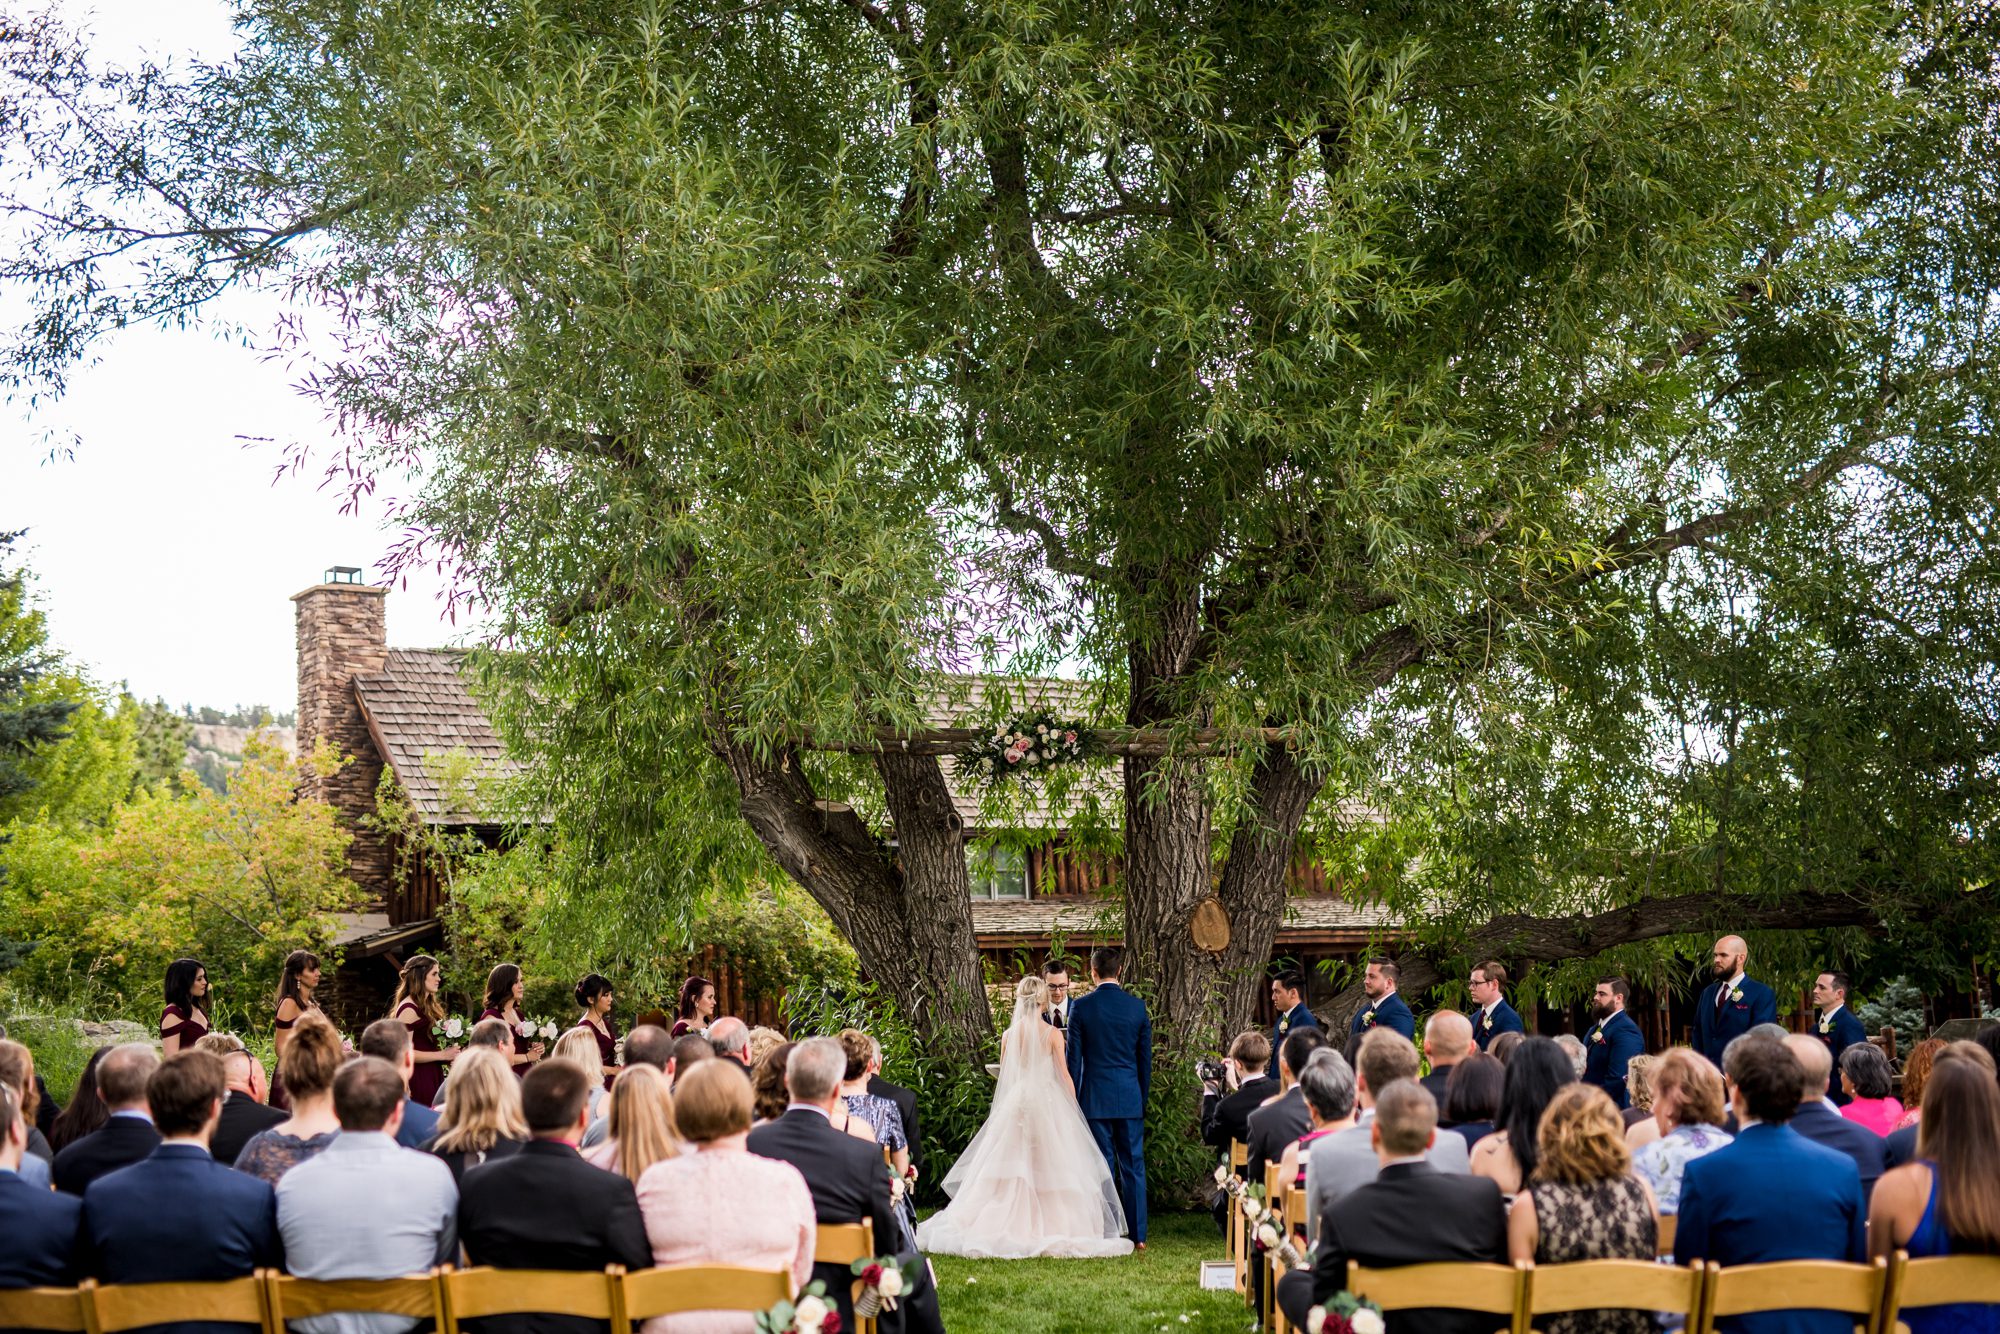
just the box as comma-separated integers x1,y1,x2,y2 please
915,994,1134,1259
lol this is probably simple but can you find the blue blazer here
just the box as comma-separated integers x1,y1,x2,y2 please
1789,1100,1887,1201
1066,982,1151,1121
1268,1002,1321,1078
1348,992,1416,1049
83,1144,282,1334
1816,1009,1868,1105
0,1167,84,1287
1692,976,1779,1067
1582,1010,1646,1109
395,1098,440,1150
1472,1000,1525,1051
1674,1124,1867,1334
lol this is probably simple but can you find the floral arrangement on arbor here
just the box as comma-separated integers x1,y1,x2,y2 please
754,1281,841,1334
850,1254,914,1317
955,713,1100,788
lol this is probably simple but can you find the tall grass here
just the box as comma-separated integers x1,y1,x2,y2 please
0,984,122,1103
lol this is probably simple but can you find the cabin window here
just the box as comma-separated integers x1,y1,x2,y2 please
968,845,1029,899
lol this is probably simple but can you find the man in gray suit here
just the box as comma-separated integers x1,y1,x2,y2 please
1305,1027,1470,1234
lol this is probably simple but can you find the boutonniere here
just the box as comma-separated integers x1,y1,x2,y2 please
1481,1014,1493,1031
1362,1010,1377,1028
1279,1017,1291,1035
1729,987,1744,1004
1817,1016,1834,1035
1590,1028,1605,1044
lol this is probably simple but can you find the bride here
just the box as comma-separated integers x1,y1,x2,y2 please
916,975,1134,1258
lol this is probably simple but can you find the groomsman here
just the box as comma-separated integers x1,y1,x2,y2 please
1468,961,1525,1052
1812,970,1867,1105
1042,959,1073,1030
1692,935,1778,1068
1581,977,1646,1110
1267,969,1320,1078
1346,960,1416,1060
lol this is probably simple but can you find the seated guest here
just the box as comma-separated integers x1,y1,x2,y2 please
1893,1039,1945,1133
1489,1031,1524,1065
1308,1029,1470,1223
427,1046,529,1184
235,1012,343,1186
196,1035,285,1166
1782,1034,1887,1201
436,1015,519,1108
53,1043,160,1195
551,1027,610,1124
584,1064,684,1183
1837,1043,1903,1136
358,1018,442,1150
82,1051,281,1328
1886,1041,1996,1169
751,1043,796,1126
1287,1049,1357,1243
1278,1080,1508,1334
1201,1031,1277,1150
863,1035,921,1174
670,1035,715,1088
1631,1047,1732,1215
1508,1085,1659,1334
1555,1033,1589,1080
1470,1036,1575,1197
1419,1011,1473,1116
1247,1026,1330,1187
580,1025,674,1150
635,1060,814,1334
747,1027,786,1070
707,1017,752,1065
1621,1054,1658,1136
1867,1059,2000,1333
48,1047,112,1153
1674,1038,1867,1332
275,1057,457,1334
747,1038,946,1334
461,1059,653,1334
839,1029,911,1179
0,1039,55,1190
1,1080,83,1287
1444,1052,1504,1150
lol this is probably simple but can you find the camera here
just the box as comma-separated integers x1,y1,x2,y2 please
1196,1059,1226,1084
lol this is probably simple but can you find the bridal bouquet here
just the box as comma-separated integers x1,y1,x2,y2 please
754,1281,841,1334
1305,1293,1385,1334
518,1017,561,1043
850,1255,914,1317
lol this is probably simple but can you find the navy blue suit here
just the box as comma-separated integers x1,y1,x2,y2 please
1816,1008,1868,1105
1472,999,1525,1051
1581,1010,1646,1109
0,1166,84,1287
1066,981,1151,1243
82,1144,282,1334
1267,1002,1320,1079
395,1098,439,1150
1347,992,1416,1057
1693,976,1778,1068
1674,1123,1867,1334
1789,1100,1886,1201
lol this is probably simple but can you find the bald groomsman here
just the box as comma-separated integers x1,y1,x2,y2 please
1468,961,1525,1052
1692,935,1778,1069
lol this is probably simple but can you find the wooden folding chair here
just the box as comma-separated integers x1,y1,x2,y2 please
1228,1141,1250,1298
1258,1165,1287,1330
438,1266,624,1334
1348,1260,1529,1334
266,1273,442,1333
1656,1214,1678,1259
85,1274,275,1334
816,1222,877,1334
1695,1259,1886,1334
1880,1251,2000,1334
0,1285,89,1332
1526,1259,1705,1334
621,1266,793,1327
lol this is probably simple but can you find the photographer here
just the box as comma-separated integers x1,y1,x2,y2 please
1201,1031,1277,1151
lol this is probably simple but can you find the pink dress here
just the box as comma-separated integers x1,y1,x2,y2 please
634,1144,815,1334
1842,1095,1905,1136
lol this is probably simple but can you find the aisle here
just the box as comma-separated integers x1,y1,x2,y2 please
928,1212,1248,1334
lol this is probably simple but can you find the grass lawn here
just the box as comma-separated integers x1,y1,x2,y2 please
927,1211,1253,1334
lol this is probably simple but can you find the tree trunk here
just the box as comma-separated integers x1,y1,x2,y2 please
1211,745,1328,1042
707,722,993,1061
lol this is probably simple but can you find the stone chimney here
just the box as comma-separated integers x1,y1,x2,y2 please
293,568,394,910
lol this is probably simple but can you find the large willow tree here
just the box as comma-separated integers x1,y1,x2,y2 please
4,0,1998,1056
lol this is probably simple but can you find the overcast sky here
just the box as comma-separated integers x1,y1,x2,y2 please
1,0,481,713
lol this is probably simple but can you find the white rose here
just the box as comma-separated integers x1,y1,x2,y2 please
1350,1309,1385,1334
792,1296,828,1331
1213,1165,1229,1185
877,1269,904,1299
1306,1309,1327,1334
1256,1223,1281,1250
443,1018,463,1038
1024,752,1040,764
1240,1197,1260,1219
542,1021,559,1039
1036,724,1048,735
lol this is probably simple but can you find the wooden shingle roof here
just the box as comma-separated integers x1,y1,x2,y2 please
353,649,520,824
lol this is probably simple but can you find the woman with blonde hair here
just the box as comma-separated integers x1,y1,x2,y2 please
235,1011,343,1185
586,1064,686,1185
1508,1083,1659,1334
428,1045,529,1183
552,1026,609,1122
1630,1048,1732,1214
746,1026,786,1070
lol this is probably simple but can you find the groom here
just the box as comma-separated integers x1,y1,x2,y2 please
1066,945,1151,1249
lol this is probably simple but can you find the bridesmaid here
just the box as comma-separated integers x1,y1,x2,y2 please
160,958,211,1056
480,963,545,1077
576,973,621,1090
670,976,715,1038
391,954,462,1107
270,949,322,1110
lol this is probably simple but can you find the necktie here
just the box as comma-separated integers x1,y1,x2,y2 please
1053,1010,1065,1030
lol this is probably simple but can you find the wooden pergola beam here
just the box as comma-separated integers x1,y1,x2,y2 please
794,725,1296,757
